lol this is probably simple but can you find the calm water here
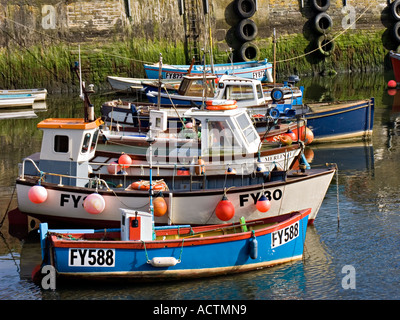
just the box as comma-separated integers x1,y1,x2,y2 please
1,71,400,301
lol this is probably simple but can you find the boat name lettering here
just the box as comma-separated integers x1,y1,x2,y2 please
60,193,85,208
252,70,265,79
68,248,115,267
165,72,183,79
239,189,282,207
271,221,299,248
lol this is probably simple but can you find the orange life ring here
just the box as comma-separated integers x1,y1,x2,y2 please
205,100,238,110
130,180,168,191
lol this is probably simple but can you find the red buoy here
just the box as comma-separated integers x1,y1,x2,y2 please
107,161,119,174
388,80,397,89
285,130,297,141
256,195,271,213
215,195,235,221
118,153,132,169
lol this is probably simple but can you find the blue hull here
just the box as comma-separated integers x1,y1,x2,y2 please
144,60,272,82
40,211,309,281
304,98,374,142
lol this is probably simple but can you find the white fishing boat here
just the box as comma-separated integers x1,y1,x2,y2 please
0,88,47,101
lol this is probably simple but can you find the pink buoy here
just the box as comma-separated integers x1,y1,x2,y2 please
388,80,397,89
28,185,48,204
83,193,105,214
107,161,119,174
255,195,271,213
185,122,193,129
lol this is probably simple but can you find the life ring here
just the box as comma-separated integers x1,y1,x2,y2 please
237,42,260,62
271,88,284,102
316,35,335,56
235,19,258,42
234,0,257,19
392,0,400,21
393,21,400,43
130,180,168,191
314,12,333,35
269,107,280,119
206,100,238,110
310,0,330,12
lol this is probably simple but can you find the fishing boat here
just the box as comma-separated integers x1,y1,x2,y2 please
0,88,47,101
37,208,311,281
145,74,303,109
284,98,375,143
143,59,273,82
15,106,333,228
0,94,35,108
107,76,180,92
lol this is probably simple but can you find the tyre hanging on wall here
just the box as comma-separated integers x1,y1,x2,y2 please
238,42,260,61
391,0,400,21
310,0,330,12
393,21,400,43
235,19,258,42
234,0,257,19
316,35,335,56
313,12,333,35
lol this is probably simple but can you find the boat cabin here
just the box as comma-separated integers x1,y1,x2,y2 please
176,74,217,97
184,104,260,156
214,75,266,108
29,118,103,187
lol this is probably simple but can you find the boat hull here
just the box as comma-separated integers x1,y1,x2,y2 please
304,98,374,142
16,168,334,228
144,60,273,82
41,210,310,281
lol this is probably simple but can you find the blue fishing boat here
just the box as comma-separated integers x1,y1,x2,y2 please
37,208,310,281
144,59,273,82
269,98,375,143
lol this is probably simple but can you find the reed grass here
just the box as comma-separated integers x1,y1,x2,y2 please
0,30,390,92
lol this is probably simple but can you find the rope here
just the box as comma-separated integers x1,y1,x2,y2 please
276,3,374,63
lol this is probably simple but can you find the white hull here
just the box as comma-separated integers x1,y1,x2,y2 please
16,168,334,227
0,89,47,101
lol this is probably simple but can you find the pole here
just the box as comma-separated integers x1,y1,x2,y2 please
157,53,162,110
273,28,276,85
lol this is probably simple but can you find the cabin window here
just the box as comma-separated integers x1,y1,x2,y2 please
81,133,91,153
223,85,254,101
207,120,236,151
181,79,214,97
257,84,263,99
90,129,99,152
236,113,257,144
54,135,69,153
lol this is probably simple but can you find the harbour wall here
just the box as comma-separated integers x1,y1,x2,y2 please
0,0,397,90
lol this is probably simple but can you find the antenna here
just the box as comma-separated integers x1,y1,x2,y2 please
79,45,84,101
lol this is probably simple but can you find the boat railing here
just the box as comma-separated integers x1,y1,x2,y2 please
19,157,113,191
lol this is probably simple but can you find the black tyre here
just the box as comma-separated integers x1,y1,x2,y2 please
234,0,257,19
314,12,333,35
391,0,400,21
238,42,260,61
235,19,258,42
316,35,335,56
394,21,400,43
310,0,330,12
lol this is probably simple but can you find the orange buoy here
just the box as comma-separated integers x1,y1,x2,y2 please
279,134,292,145
255,195,271,213
153,196,168,217
28,185,48,204
304,127,314,145
285,130,297,141
118,153,132,169
215,195,235,221
177,168,190,175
